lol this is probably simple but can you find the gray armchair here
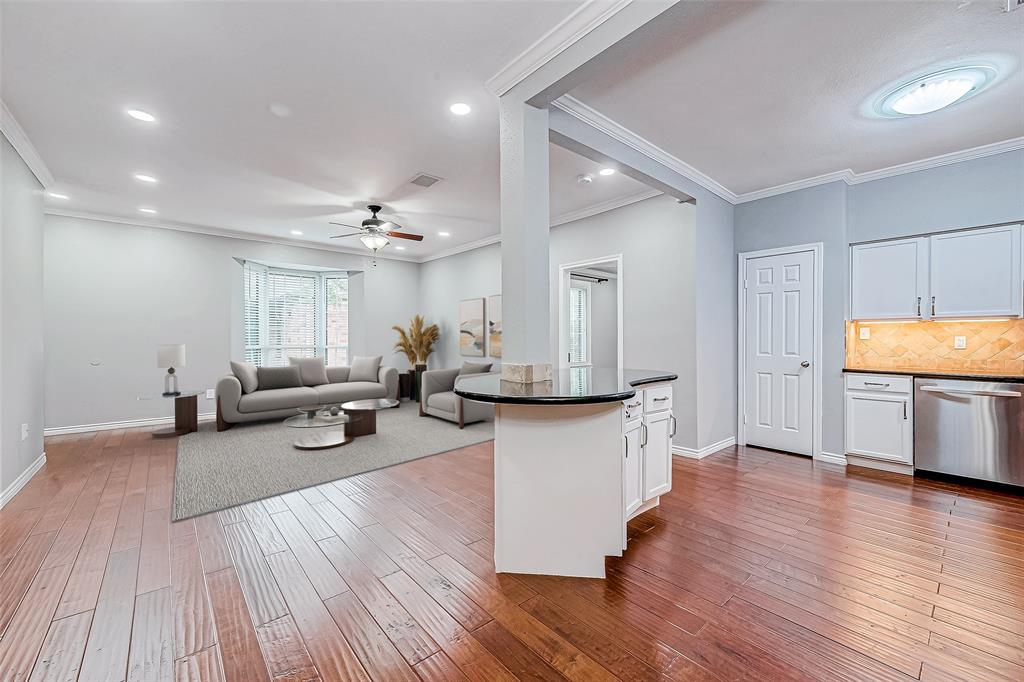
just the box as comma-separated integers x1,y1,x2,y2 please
419,368,493,428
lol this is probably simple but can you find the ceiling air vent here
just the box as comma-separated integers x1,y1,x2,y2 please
409,173,443,188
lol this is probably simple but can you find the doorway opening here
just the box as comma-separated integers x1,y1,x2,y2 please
558,255,623,370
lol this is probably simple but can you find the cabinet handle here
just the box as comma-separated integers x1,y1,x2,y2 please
903,402,907,420
670,415,677,437
641,423,648,447
931,296,936,316
864,381,890,387
917,296,921,317
653,396,669,402
624,434,628,459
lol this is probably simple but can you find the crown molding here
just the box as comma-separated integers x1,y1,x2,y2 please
550,188,662,226
733,136,1024,203
418,234,502,263
43,208,420,263
1,99,55,187
485,0,634,97
551,95,739,203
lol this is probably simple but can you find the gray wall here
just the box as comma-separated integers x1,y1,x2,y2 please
43,214,421,430
848,150,1024,243
418,195,701,449
1,135,45,493
734,181,849,457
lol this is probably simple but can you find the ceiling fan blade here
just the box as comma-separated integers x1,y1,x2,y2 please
329,231,364,239
386,230,424,242
328,221,363,229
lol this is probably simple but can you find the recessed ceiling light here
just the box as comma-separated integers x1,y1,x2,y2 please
47,191,69,200
269,103,292,118
138,207,157,214
599,168,616,176
873,64,998,117
449,102,471,116
134,173,158,183
126,109,157,123
290,229,303,236
395,245,406,250
438,231,451,237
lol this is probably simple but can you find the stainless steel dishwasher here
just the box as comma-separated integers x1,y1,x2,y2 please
914,377,1024,487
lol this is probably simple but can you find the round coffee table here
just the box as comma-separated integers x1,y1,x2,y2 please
341,398,399,437
284,408,352,450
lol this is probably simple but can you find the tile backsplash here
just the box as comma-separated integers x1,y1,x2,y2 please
846,319,1024,374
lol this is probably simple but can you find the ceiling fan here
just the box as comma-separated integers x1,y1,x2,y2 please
329,204,424,253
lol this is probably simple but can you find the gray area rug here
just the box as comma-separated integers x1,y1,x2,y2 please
173,402,493,520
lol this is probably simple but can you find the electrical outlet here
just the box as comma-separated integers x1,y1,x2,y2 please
206,388,215,400
954,336,967,350
20,423,28,441
859,326,871,340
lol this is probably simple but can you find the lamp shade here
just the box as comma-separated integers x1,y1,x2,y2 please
157,344,186,369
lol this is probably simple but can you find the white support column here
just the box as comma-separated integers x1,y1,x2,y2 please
499,97,551,371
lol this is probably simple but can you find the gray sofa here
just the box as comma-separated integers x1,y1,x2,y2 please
217,365,398,430
419,367,493,428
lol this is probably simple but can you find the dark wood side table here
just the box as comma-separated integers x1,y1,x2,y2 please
143,391,200,439
341,398,400,437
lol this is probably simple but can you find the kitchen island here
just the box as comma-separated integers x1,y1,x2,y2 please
455,367,677,578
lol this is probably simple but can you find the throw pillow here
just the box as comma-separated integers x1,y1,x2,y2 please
289,357,329,386
349,355,383,382
459,362,493,376
230,360,259,394
256,365,302,390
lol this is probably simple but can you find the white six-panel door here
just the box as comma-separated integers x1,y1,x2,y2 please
743,251,815,456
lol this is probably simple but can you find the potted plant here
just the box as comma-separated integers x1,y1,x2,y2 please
393,315,439,401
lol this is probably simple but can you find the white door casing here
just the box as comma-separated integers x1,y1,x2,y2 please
743,250,815,456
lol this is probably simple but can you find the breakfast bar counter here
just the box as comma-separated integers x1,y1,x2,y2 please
456,368,678,578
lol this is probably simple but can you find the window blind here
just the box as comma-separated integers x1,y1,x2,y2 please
568,285,588,365
242,262,348,367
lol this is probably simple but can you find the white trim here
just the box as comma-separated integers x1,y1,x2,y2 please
551,189,661,227
0,452,47,509
846,454,913,476
485,0,634,96
43,412,216,437
737,242,824,461
44,209,419,263
733,171,855,204
552,96,739,203
672,437,735,460
557,254,624,370
1,99,55,187
417,235,502,263
816,451,848,467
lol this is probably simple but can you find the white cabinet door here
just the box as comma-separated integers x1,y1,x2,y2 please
623,419,643,518
642,411,673,499
845,392,912,464
930,225,1022,318
850,238,928,320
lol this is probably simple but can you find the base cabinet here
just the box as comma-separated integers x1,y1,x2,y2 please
624,384,674,521
845,374,913,468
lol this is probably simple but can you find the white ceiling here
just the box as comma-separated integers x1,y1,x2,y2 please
570,0,1024,195
2,0,650,260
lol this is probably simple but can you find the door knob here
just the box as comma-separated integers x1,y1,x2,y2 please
800,361,810,368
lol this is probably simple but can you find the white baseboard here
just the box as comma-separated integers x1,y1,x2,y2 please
672,437,736,460
44,412,216,437
846,454,913,476
0,452,46,509
816,451,848,466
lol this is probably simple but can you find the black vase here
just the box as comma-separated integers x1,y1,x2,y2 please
411,363,427,402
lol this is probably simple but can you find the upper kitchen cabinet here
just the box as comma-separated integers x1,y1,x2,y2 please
851,238,929,320
929,225,1022,319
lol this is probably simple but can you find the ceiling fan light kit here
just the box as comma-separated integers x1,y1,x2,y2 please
329,204,425,255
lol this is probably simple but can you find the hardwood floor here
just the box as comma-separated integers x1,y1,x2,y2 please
1,427,1023,681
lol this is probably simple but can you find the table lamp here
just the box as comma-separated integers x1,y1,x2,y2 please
158,344,186,396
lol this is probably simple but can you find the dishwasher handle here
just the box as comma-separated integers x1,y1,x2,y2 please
919,386,1022,398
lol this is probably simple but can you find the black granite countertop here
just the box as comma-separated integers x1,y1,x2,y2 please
454,368,677,405
844,367,1024,384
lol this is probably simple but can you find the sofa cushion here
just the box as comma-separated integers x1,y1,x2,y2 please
326,366,351,383
238,386,319,413
314,381,387,404
230,361,259,394
427,391,458,413
256,366,302,390
459,362,492,376
349,355,382,382
289,357,329,386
